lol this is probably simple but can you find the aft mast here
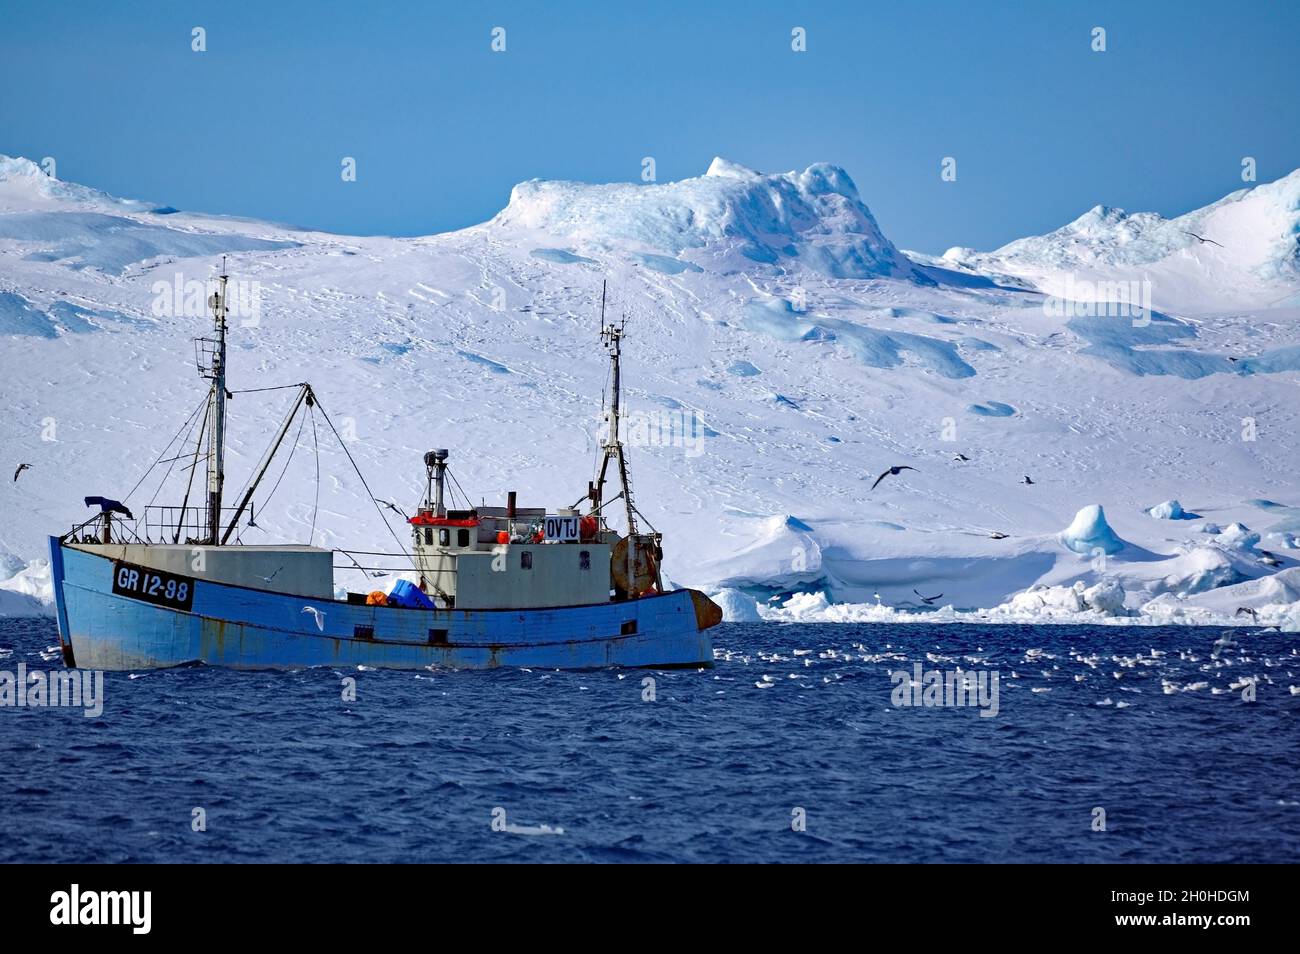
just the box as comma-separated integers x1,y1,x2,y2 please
592,281,650,597
203,260,230,545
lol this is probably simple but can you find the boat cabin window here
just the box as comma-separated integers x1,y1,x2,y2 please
520,551,533,570
457,528,470,547
439,528,450,547
579,550,591,571
424,528,433,545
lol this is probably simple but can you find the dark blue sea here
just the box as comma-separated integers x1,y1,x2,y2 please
1,617,1296,863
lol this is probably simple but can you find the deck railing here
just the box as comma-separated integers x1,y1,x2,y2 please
64,505,255,546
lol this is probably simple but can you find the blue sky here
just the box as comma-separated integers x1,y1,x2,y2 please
2,0,1297,253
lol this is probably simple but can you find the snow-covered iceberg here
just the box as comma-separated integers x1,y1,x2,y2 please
1146,499,1198,520
933,168,1300,314
492,157,924,280
0,559,55,617
1059,505,1127,555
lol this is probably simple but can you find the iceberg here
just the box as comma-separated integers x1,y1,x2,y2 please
1146,499,1198,520
1059,505,1127,555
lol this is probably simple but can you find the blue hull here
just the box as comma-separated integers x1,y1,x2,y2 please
49,539,715,671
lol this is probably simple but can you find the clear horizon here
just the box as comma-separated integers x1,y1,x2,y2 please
2,0,1297,253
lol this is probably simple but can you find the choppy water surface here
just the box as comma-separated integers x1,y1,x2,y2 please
1,618,1296,862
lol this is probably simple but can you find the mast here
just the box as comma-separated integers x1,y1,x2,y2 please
603,320,637,543
204,260,230,545
592,282,641,597
426,449,449,517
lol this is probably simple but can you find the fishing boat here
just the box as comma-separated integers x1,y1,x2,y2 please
49,269,721,670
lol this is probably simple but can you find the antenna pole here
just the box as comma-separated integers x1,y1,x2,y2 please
205,258,229,545
592,284,643,598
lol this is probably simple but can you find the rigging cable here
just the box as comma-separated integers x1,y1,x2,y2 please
310,395,416,570
255,404,308,520
145,397,208,513
228,384,307,395
308,403,321,544
121,393,208,504
446,467,473,513
173,402,211,543
225,386,305,514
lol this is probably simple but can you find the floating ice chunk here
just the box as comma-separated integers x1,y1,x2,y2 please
1209,522,1260,552
0,559,54,617
1083,578,1127,614
995,579,1128,618
710,588,763,622
1059,504,1127,555
1156,546,1248,595
1145,499,1199,520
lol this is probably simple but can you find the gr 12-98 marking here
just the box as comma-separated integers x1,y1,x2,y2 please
111,561,195,611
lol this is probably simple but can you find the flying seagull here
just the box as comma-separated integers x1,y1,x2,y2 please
913,589,944,605
301,606,326,631
1181,230,1224,249
1235,607,1258,621
870,465,917,490
12,463,31,482
375,498,409,519
259,565,284,585
952,453,971,462
1021,475,1035,485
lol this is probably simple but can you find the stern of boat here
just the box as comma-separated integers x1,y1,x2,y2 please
47,536,77,667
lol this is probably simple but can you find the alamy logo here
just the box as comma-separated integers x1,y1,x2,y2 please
50,884,151,934
890,663,1000,718
0,663,103,717
600,408,707,458
1042,274,1152,326
151,272,262,326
